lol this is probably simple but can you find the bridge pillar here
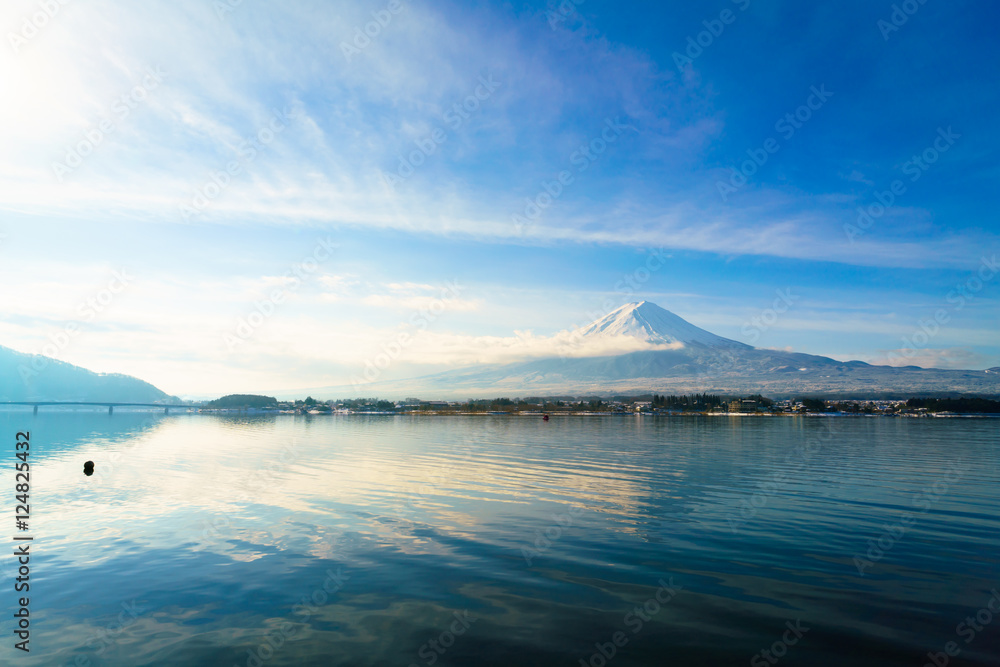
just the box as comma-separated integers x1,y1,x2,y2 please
108,405,114,416
33,405,38,416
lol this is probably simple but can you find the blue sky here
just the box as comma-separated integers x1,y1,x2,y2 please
1,0,997,397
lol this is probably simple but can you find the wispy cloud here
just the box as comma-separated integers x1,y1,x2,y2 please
4,1,990,268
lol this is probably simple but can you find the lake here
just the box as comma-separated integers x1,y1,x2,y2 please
1,411,998,666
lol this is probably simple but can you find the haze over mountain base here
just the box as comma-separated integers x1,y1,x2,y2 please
328,349,1000,400
301,303,1000,399
2,302,997,403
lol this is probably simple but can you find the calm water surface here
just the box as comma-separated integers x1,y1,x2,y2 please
1,412,998,666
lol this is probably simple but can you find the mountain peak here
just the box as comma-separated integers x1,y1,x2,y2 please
578,301,751,349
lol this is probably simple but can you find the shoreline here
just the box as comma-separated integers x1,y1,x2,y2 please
3,408,997,418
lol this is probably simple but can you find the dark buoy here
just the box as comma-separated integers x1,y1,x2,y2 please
543,414,550,421
84,460,95,476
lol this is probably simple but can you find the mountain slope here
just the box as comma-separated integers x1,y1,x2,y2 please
0,345,174,403
317,302,1000,398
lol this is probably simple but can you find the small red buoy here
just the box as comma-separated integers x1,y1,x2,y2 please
543,414,550,421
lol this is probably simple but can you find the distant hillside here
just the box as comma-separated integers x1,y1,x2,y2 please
0,345,174,403
206,394,277,409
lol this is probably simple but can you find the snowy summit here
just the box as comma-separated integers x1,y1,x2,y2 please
577,301,750,349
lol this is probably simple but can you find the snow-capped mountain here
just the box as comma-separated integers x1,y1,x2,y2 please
295,301,1000,399
577,301,750,349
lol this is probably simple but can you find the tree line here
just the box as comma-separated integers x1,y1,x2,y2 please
906,397,1000,413
652,394,723,409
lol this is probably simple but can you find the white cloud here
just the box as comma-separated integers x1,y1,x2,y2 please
6,0,979,269
395,330,684,366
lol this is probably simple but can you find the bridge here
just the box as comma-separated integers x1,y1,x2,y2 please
0,402,205,415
